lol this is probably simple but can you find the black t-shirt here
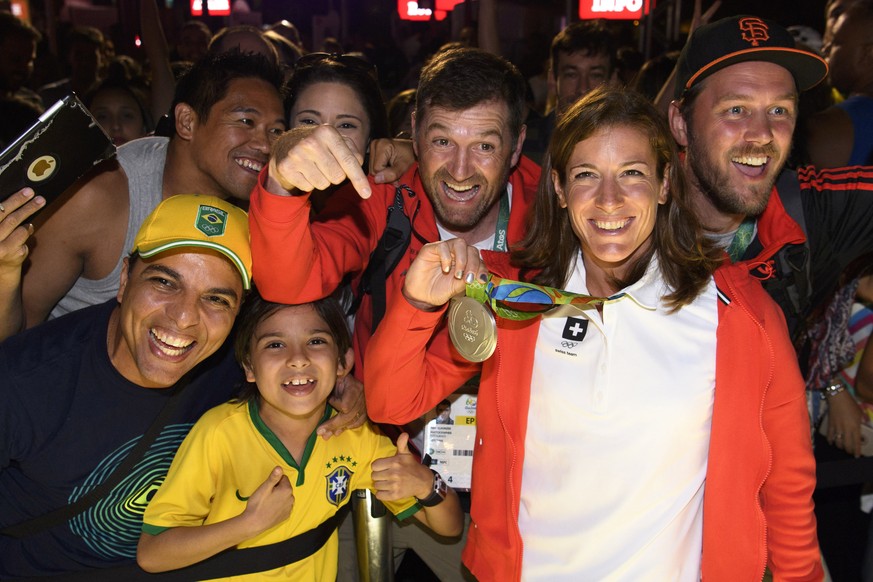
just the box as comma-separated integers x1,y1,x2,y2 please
0,300,243,577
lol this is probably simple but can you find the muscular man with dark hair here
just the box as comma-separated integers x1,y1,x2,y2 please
0,50,287,340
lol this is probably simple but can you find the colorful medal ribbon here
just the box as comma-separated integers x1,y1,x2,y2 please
466,275,620,321
449,275,620,362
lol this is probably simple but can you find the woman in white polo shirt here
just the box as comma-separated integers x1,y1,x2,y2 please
364,86,821,582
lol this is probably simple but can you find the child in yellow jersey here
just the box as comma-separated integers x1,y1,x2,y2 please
137,292,463,580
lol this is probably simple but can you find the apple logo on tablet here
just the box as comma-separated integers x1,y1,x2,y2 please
27,155,58,182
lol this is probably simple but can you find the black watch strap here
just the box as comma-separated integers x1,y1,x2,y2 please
415,469,448,507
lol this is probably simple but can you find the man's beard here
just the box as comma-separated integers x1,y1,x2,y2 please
424,162,513,233
686,133,780,218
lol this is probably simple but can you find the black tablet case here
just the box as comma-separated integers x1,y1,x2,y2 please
0,93,116,207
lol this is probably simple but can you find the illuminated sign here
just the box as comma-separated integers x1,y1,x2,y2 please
190,0,230,16
436,0,465,10
579,0,654,20
10,0,30,21
398,0,465,21
398,0,432,20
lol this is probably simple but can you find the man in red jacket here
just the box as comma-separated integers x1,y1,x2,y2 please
249,47,539,367
248,47,540,581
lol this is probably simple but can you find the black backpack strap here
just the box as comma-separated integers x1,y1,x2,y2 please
25,505,350,581
1,382,188,539
349,184,413,329
764,170,812,342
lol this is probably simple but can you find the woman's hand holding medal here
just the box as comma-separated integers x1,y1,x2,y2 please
401,238,487,311
402,239,497,362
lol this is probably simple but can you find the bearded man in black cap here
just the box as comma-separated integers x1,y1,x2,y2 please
669,15,873,342
668,16,873,579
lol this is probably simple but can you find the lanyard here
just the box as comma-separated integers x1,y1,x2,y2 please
465,275,620,321
449,274,618,361
727,218,756,262
491,190,511,252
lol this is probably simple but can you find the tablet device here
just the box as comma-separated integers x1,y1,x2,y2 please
0,93,116,209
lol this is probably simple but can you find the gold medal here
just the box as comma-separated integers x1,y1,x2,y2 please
448,296,497,362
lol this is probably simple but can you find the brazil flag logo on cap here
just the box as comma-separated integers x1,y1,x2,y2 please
196,205,228,237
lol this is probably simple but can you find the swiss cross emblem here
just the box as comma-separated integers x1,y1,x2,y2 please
738,17,769,46
562,317,588,341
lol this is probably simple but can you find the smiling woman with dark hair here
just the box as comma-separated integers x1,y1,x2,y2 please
365,86,822,582
285,52,389,211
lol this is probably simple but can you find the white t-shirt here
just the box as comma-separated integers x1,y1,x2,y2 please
520,252,718,581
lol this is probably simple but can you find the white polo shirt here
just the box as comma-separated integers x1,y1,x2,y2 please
519,252,718,581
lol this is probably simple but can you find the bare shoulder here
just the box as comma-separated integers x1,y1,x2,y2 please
21,160,131,324
33,161,129,241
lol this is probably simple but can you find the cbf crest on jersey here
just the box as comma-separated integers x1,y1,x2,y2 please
326,465,354,506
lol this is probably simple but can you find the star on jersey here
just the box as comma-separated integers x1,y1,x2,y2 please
326,454,357,469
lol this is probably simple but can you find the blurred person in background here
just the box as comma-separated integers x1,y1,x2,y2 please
173,20,212,63
0,11,42,111
85,78,153,147
39,26,105,106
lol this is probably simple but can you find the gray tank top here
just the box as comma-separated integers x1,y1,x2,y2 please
49,137,168,319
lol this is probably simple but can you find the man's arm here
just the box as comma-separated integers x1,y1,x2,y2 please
0,188,45,340
477,0,500,55
654,0,722,113
139,0,176,123
800,165,873,313
20,163,129,328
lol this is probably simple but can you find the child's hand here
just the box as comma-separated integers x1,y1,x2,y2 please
371,433,434,501
240,467,295,536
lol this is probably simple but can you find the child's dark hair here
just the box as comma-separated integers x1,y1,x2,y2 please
232,289,352,403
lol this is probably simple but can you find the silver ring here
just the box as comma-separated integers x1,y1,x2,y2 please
835,433,844,439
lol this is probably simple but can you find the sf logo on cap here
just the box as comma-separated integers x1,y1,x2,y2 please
196,205,228,237
739,17,769,46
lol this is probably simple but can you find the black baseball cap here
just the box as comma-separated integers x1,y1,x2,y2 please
674,15,828,100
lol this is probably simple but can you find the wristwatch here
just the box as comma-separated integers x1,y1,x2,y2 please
824,382,846,398
415,469,448,507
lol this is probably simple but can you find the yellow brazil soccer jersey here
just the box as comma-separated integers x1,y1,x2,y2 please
142,400,420,581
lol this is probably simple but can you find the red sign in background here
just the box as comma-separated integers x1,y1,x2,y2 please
397,0,465,21
190,0,230,16
579,0,654,20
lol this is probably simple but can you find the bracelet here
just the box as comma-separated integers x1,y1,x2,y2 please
824,382,846,398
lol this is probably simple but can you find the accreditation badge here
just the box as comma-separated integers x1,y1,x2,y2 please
423,392,477,491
